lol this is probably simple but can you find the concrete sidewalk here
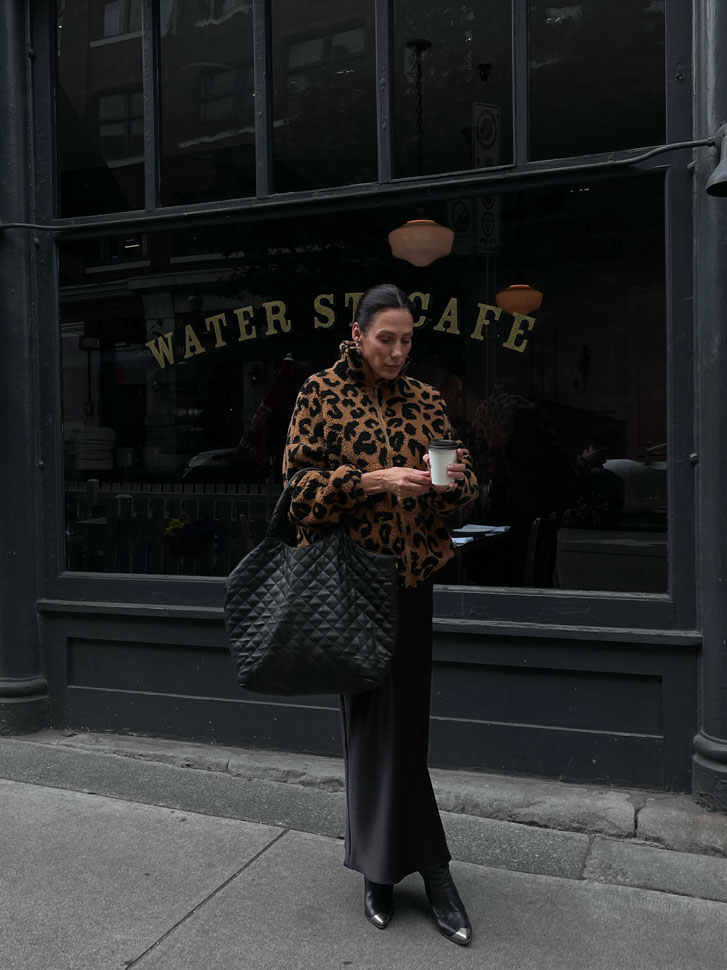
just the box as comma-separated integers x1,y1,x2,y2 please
2,758,727,970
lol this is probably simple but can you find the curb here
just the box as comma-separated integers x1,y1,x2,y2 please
3,734,727,906
11,729,727,859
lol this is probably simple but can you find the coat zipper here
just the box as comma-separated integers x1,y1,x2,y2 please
372,385,413,586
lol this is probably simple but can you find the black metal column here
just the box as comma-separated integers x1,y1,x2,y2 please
0,1,49,733
692,0,727,809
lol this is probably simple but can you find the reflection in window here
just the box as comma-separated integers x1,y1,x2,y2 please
288,25,365,73
95,0,142,39
529,0,665,159
199,0,248,21
160,2,255,205
199,70,237,123
98,90,143,161
59,180,666,590
85,234,148,267
56,0,144,214
272,2,377,191
393,1,513,178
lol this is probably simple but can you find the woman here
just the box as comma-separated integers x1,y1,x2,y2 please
283,284,478,945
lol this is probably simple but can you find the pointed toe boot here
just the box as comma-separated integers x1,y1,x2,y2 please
364,878,395,930
420,865,472,946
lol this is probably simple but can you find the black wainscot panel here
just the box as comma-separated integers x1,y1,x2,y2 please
41,612,697,791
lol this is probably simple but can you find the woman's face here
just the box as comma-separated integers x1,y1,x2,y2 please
352,307,414,383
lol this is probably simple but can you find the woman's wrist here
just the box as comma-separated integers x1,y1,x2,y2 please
361,470,388,494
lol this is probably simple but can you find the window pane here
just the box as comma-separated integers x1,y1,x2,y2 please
272,1,377,191
99,123,127,160
103,1,122,37
288,38,326,69
397,179,668,594
160,2,255,205
393,1,513,178
59,182,666,591
56,2,144,215
213,0,246,18
202,94,236,124
529,0,666,160
98,94,126,119
206,71,236,98
128,0,142,33
129,117,144,156
333,27,365,56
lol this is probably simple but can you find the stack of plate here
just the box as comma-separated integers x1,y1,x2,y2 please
74,427,116,471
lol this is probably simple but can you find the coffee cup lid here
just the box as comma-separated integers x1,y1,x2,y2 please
429,438,457,449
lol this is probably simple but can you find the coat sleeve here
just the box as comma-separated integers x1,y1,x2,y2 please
423,392,479,514
282,377,367,528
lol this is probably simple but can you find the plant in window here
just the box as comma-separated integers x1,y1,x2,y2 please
165,515,215,556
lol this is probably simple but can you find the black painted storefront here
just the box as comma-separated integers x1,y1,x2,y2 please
1,1,726,804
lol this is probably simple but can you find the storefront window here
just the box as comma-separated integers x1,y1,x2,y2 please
56,0,144,215
392,1,513,178
59,175,667,592
271,0,377,191
159,0,256,205
54,3,669,214
529,0,666,160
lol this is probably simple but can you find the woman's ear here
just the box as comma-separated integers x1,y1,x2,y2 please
352,322,362,342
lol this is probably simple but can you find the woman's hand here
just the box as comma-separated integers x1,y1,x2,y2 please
423,448,467,491
361,466,432,497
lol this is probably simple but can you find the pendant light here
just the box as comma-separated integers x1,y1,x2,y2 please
388,39,454,268
388,218,454,267
496,193,543,315
495,283,543,315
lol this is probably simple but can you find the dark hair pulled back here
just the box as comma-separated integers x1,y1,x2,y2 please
356,283,415,333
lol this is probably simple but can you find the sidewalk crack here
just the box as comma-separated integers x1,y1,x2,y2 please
123,828,289,968
579,834,596,880
632,796,647,839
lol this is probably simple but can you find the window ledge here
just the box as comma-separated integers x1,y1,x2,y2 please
107,156,144,170
89,32,142,49
432,616,700,645
36,598,701,646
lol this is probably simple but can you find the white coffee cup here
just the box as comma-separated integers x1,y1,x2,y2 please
428,438,458,488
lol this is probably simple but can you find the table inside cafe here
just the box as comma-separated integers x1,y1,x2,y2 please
439,524,510,585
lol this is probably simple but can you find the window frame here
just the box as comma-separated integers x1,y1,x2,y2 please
33,0,696,635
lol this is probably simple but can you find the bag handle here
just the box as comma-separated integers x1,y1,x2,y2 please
267,467,320,543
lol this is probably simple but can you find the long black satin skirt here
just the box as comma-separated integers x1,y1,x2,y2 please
340,578,451,885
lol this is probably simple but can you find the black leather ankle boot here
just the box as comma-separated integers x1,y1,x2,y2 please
420,865,472,945
364,878,395,929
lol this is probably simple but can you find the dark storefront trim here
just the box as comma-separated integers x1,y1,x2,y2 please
692,0,727,808
1,0,726,801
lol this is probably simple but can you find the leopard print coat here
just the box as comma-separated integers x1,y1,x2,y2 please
283,341,478,587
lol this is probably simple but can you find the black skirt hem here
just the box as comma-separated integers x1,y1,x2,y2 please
342,848,452,887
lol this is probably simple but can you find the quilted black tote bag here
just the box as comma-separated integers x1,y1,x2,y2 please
224,469,398,695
